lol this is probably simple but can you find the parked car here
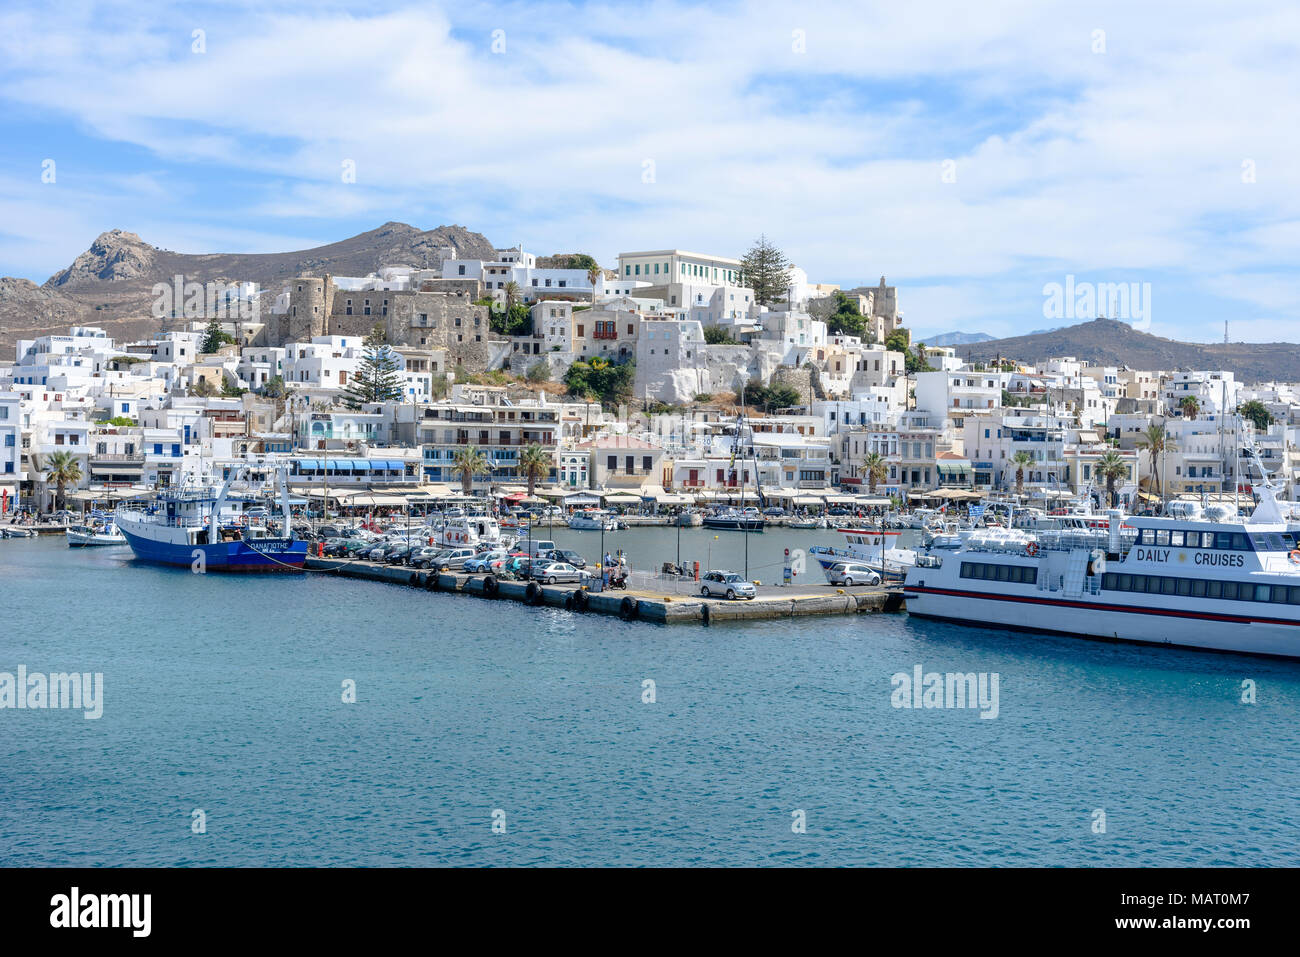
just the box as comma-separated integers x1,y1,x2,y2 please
826,562,881,587
828,507,852,516
699,570,757,600
431,547,478,572
408,545,444,568
537,562,589,584
322,538,351,557
385,544,416,564
463,550,510,573
762,506,786,517
522,539,558,559
552,548,587,569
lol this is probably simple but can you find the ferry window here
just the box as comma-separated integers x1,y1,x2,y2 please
1176,579,1191,596
1147,577,1164,594
1103,573,1117,590
1215,533,1233,550
1271,586,1289,603
961,562,973,578
1289,587,1300,604
1268,534,1286,551
1206,581,1222,598
1161,578,1177,595
1027,568,1037,584
1251,535,1269,549
995,565,1010,581
1117,574,1132,590
1190,579,1207,598
1255,584,1272,602
1232,534,1248,550
1155,530,1170,546
1184,531,1202,548
1221,582,1239,600
1130,575,1145,592
1140,530,1156,545
1170,531,1185,547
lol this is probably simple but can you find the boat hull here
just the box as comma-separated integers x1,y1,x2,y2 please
118,524,307,572
702,518,764,532
903,585,1300,659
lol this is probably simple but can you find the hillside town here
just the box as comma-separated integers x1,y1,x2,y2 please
1,238,1295,521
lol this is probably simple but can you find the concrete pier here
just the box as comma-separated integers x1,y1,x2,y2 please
305,557,905,624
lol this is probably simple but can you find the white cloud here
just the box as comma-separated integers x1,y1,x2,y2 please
0,0,1296,340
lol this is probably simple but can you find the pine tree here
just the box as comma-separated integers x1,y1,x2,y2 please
200,319,226,353
343,325,402,408
739,235,793,307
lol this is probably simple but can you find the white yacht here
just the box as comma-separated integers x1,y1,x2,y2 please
66,522,127,546
811,527,917,583
904,476,1300,659
431,513,503,548
568,508,619,531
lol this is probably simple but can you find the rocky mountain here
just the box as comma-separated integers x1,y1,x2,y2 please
958,318,1300,384
0,222,498,351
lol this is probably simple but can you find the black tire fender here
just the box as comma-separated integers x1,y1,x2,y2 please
483,575,499,597
619,596,639,620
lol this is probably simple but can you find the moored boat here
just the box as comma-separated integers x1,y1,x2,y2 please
115,465,307,571
66,521,127,547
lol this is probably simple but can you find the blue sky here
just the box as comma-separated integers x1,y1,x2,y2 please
1,0,1297,343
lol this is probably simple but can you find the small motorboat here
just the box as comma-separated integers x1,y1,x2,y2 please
66,522,128,547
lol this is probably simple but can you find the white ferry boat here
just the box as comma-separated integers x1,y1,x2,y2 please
904,479,1300,659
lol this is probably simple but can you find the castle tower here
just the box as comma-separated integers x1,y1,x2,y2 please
283,275,335,343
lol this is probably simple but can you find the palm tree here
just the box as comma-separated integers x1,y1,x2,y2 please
1094,450,1128,508
518,443,550,497
862,451,888,494
452,445,491,497
1179,395,1199,420
587,265,602,306
503,281,521,313
43,450,83,513
1011,450,1033,496
1137,422,1175,503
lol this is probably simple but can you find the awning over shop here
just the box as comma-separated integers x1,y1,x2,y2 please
602,493,643,504
853,496,893,506
66,485,154,502
823,495,856,504
656,493,693,505
791,494,823,506
640,485,667,500
564,492,601,505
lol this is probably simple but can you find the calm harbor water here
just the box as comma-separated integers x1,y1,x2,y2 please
2,532,1298,867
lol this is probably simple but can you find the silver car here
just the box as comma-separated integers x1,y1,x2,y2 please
827,562,881,587
699,571,757,600
537,562,589,584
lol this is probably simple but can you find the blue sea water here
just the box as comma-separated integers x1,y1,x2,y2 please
1,534,1298,867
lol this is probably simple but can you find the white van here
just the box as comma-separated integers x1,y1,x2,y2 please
523,539,557,559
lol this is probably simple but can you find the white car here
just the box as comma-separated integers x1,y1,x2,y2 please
537,562,589,584
699,571,757,600
827,562,881,587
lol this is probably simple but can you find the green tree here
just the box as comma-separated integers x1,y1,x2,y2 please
586,264,602,305
518,443,550,497
489,301,532,336
524,360,551,383
826,292,867,338
1238,399,1272,433
95,415,135,427
200,319,232,354
43,450,83,512
343,325,402,408
739,234,793,307
1011,450,1034,495
905,342,934,375
1137,422,1175,501
703,325,739,345
1178,395,1199,420
452,445,491,496
190,378,217,397
883,328,911,354
862,451,888,494
262,375,286,399
430,372,450,400
1094,450,1129,508
564,358,635,409
742,379,800,410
